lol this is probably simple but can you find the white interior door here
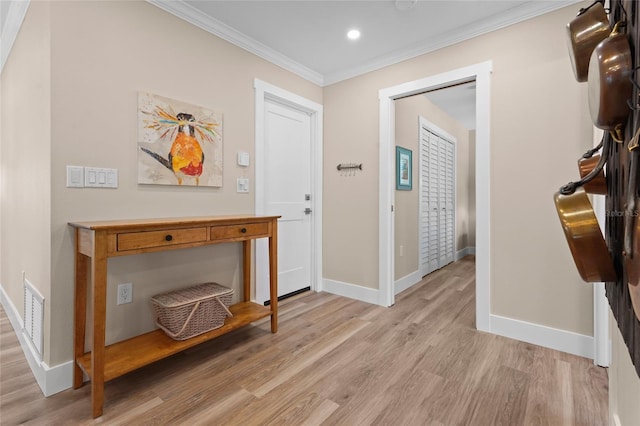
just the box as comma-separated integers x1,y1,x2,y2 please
258,100,312,301
420,118,456,276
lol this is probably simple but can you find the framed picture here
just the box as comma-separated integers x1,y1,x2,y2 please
138,92,223,187
396,146,412,190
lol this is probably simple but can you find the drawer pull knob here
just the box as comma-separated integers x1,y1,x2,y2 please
241,228,247,233
165,234,173,242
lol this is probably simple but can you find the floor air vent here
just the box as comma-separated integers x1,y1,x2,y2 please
23,278,44,359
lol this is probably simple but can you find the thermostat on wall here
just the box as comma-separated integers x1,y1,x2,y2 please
237,151,250,167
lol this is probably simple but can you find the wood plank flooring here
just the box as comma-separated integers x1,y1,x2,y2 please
0,256,608,425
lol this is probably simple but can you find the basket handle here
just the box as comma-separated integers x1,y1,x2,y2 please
156,300,202,339
215,297,233,317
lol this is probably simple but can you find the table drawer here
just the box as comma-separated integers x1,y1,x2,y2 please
210,223,269,240
117,227,208,251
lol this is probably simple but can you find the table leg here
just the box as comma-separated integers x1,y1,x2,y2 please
269,221,278,333
73,246,88,389
243,240,251,302
91,232,108,418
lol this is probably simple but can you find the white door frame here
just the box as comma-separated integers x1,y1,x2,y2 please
418,116,457,276
379,61,492,332
254,79,323,301
592,128,610,367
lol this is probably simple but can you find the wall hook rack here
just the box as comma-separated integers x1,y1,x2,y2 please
337,163,363,175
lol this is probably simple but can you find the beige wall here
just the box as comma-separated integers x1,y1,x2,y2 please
324,5,593,335
2,1,321,366
394,95,474,280
609,310,640,425
0,0,601,370
0,1,52,343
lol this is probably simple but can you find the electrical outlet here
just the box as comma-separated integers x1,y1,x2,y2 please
399,245,404,257
117,283,133,305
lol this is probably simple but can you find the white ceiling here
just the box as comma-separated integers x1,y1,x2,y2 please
152,0,579,86
149,0,579,128
2,0,581,129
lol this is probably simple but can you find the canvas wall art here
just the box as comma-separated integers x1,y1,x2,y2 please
138,92,223,187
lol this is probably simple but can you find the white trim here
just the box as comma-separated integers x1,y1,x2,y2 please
323,1,579,85
254,79,323,303
591,128,609,367
147,0,323,86
0,284,73,396
322,279,381,306
379,96,395,307
394,271,421,295
490,314,594,359
456,247,475,261
593,283,610,366
147,0,576,87
0,0,30,73
379,62,492,334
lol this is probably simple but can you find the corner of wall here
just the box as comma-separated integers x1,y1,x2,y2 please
0,283,72,396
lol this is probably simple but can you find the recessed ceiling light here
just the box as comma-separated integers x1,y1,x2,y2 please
347,29,361,40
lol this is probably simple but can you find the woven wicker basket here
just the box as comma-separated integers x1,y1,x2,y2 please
151,282,233,340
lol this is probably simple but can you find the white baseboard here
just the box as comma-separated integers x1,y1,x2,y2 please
490,314,594,359
0,284,73,396
394,270,421,295
456,246,476,261
322,279,382,306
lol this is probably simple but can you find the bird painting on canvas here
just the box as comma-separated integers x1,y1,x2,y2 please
138,92,223,187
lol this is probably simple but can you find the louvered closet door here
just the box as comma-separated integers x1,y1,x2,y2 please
420,129,441,276
420,123,455,277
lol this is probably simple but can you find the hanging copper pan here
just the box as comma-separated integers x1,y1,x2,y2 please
622,127,640,320
554,189,617,283
588,22,632,139
566,1,610,82
578,154,607,194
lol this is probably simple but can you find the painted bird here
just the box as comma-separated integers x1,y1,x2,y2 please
141,112,204,185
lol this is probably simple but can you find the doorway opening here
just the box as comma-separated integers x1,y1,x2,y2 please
379,61,492,332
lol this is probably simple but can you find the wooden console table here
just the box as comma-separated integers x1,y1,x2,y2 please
69,215,279,418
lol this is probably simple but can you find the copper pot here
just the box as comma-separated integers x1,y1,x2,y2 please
578,154,607,194
554,189,616,282
566,2,610,82
588,22,632,135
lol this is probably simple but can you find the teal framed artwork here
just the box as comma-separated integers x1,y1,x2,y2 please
396,146,412,190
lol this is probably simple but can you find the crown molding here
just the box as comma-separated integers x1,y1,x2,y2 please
147,0,324,86
0,0,30,73
2,0,579,85
323,0,581,85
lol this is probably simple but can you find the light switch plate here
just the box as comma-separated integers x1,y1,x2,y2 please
237,178,249,193
85,167,118,188
66,166,84,188
237,151,250,167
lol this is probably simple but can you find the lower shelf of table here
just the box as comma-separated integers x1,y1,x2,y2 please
77,301,272,382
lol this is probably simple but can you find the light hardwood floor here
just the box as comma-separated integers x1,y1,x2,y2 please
0,256,608,425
